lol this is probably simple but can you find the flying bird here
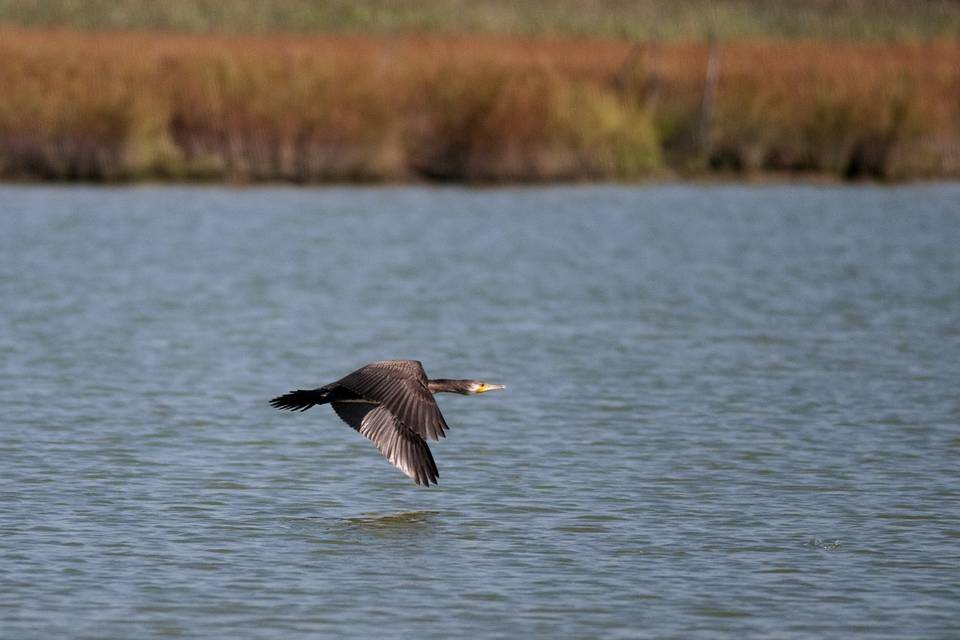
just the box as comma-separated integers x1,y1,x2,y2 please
269,360,505,486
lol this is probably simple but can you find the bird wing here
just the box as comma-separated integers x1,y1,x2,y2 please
333,361,449,441
331,401,439,486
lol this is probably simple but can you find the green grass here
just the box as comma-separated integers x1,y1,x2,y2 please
2,0,959,40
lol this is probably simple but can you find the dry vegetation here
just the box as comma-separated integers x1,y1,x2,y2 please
1,29,958,182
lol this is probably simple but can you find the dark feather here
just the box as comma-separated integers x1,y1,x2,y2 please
269,388,331,412
333,360,449,441
332,401,439,486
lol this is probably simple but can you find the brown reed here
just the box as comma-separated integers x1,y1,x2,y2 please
0,29,957,182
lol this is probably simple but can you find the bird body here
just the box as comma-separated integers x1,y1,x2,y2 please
270,360,505,486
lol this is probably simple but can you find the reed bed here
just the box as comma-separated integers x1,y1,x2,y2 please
1,29,957,182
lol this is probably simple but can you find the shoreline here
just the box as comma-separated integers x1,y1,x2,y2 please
3,173,957,189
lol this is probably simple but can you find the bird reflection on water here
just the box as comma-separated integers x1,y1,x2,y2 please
285,510,440,537
345,510,439,529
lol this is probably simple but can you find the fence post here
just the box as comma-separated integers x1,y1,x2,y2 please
699,31,720,153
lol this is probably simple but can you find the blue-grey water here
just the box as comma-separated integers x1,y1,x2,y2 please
1,184,958,638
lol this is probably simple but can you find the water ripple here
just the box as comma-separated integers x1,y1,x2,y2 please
1,184,959,639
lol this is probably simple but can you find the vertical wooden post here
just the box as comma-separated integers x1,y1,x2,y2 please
699,30,720,153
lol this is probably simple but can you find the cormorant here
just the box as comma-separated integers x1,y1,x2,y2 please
269,360,505,486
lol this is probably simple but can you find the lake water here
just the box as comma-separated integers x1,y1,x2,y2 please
1,184,958,638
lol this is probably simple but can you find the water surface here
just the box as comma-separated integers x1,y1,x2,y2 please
1,184,958,638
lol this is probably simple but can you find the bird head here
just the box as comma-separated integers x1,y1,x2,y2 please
470,381,507,394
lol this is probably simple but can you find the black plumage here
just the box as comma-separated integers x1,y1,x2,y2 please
270,360,505,486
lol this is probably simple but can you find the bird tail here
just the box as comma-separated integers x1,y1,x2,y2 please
269,387,331,412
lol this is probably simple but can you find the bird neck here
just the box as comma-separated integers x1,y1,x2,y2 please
427,379,475,395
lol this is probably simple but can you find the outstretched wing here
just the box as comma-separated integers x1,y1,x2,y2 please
334,360,449,441
331,401,439,486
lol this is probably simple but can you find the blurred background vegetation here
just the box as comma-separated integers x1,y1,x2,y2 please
1,1,959,182
4,0,960,40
